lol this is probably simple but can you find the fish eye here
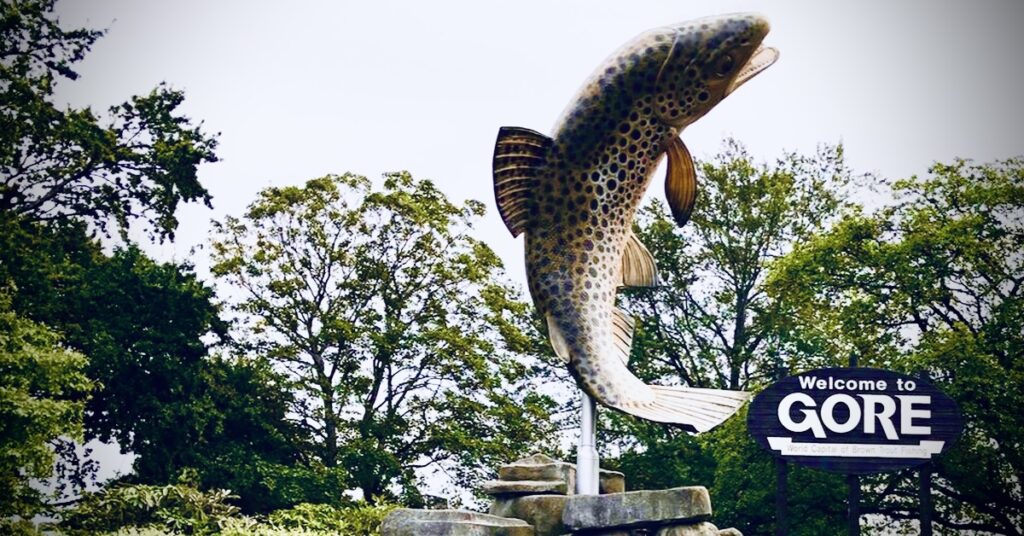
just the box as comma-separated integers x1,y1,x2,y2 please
716,54,735,77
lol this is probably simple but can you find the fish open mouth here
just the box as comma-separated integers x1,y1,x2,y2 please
725,45,779,95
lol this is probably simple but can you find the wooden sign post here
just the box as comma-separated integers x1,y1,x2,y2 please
847,354,859,536
748,366,963,534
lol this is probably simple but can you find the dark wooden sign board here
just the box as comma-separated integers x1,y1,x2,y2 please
750,367,963,535
748,367,962,475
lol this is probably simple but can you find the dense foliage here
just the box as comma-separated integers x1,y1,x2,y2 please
59,477,395,536
0,0,218,241
0,290,93,529
619,139,854,391
768,158,1024,534
600,140,857,534
1,1,1019,534
211,172,558,504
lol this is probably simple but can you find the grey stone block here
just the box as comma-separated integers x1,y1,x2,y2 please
499,454,576,490
491,453,625,497
599,469,625,494
490,494,569,536
657,521,720,535
562,487,712,532
483,479,569,496
381,508,534,536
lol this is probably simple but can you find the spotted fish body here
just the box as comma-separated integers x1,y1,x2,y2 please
494,14,778,432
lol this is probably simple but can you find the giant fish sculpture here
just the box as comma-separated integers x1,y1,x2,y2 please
493,13,778,432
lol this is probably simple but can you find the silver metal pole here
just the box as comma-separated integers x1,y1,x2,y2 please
576,389,600,495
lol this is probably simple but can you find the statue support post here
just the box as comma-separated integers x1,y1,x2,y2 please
576,390,600,494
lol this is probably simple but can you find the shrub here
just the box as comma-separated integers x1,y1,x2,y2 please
60,482,239,535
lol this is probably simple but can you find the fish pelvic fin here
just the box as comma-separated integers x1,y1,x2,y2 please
493,126,552,237
621,231,658,287
665,137,698,227
545,312,571,363
611,308,635,366
615,385,750,433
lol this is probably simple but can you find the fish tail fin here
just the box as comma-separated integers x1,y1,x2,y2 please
615,385,750,433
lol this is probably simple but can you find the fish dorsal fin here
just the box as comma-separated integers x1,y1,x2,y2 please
665,136,698,227
621,231,658,287
493,126,552,237
545,312,571,363
611,308,635,366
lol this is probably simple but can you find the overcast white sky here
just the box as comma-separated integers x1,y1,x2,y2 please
50,0,1024,489
55,0,1024,284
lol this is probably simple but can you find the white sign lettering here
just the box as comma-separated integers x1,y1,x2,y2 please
766,437,945,459
777,391,933,439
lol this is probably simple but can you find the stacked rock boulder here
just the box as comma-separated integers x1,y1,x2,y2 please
381,509,534,536
484,453,619,536
381,453,743,536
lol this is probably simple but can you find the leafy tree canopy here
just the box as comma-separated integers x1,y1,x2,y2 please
0,288,93,524
0,0,218,241
599,139,857,533
211,171,558,504
767,158,1023,534
0,218,223,476
620,139,854,392
0,217,322,513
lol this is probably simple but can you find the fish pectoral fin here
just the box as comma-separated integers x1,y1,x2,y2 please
621,231,658,287
545,312,571,363
665,136,698,227
611,308,635,366
493,126,552,237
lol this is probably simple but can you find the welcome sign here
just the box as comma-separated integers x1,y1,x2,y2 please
748,368,963,474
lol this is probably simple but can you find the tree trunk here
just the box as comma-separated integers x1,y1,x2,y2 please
731,292,748,390
362,481,381,505
322,390,338,467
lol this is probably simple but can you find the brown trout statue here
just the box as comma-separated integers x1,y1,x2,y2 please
493,14,778,433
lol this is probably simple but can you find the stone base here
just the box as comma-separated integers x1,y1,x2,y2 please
381,509,534,536
562,487,711,533
383,452,740,536
487,453,624,497
491,495,569,536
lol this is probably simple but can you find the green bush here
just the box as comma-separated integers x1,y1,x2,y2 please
334,502,397,535
0,518,47,535
58,480,396,536
265,502,396,536
60,482,239,535
267,503,347,532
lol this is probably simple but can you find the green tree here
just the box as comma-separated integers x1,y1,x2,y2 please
0,0,325,520
622,139,853,391
211,172,556,504
1,0,218,241
700,407,847,536
194,354,346,513
0,219,224,480
767,158,1024,534
0,288,93,527
599,140,856,533
0,218,321,513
